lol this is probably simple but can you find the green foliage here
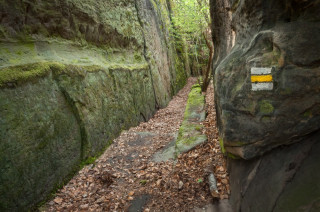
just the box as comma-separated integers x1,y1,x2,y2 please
171,0,209,36
170,0,211,75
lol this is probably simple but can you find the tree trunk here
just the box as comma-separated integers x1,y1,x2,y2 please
202,31,214,92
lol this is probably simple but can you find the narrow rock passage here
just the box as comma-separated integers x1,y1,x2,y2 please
44,77,229,212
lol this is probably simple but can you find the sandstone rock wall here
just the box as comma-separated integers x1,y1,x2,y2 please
0,0,189,210
210,0,320,210
228,132,320,212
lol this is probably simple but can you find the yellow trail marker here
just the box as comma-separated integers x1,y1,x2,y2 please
251,75,273,83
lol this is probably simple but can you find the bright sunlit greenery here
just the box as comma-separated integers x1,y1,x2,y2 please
170,0,213,91
171,0,210,35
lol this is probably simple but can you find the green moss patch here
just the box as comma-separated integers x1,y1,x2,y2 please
0,62,150,88
175,84,207,155
259,100,274,114
109,63,149,71
186,84,204,107
227,152,240,159
219,138,226,154
184,84,205,115
0,63,52,87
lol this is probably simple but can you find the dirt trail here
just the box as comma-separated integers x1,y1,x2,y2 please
44,78,229,212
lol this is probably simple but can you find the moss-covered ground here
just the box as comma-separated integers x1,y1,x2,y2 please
175,84,207,155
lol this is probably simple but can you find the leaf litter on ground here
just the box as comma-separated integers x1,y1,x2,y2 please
44,78,230,212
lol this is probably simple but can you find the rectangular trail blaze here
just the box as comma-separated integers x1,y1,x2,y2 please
251,67,273,91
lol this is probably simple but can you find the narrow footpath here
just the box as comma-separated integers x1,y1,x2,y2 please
44,78,230,212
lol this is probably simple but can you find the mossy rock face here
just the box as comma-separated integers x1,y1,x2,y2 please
135,0,189,107
0,74,82,211
0,62,52,87
0,63,156,211
175,84,207,155
0,0,188,210
0,0,144,48
55,64,156,157
0,0,189,108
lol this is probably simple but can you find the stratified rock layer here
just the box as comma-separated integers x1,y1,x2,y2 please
0,0,189,210
210,0,320,211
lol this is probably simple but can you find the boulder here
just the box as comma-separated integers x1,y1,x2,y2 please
211,0,320,159
210,0,320,210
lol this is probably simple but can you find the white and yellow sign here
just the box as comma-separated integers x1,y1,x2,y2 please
251,67,273,91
